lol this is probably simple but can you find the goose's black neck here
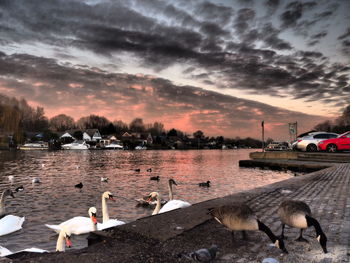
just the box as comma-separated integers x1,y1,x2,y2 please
257,220,277,243
305,215,324,235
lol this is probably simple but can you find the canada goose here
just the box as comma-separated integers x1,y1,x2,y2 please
74,182,83,189
209,204,288,253
150,176,160,181
278,200,327,253
199,181,210,187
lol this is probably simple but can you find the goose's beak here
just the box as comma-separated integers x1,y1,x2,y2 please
322,245,328,254
65,237,72,248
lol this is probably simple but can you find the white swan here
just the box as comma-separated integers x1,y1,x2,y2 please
0,245,47,257
56,226,72,252
0,189,25,237
136,179,176,208
148,192,191,215
46,207,98,235
99,191,125,230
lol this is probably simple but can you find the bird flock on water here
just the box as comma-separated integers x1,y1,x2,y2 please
1,167,328,262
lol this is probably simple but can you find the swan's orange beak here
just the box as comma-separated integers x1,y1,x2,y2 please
91,215,97,224
65,237,72,248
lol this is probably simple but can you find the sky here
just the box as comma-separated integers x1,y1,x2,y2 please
0,0,349,140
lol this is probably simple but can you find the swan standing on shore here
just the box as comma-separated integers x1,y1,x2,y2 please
0,189,25,237
45,207,98,235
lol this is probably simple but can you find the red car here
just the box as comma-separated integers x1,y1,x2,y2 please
318,131,350,152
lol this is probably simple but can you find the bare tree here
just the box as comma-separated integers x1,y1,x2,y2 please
50,114,75,131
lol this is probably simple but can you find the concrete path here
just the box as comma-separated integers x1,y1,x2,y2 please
5,164,350,263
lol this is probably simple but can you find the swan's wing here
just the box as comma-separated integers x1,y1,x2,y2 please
159,200,191,214
0,245,13,257
0,215,25,236
46,216,93,235
97,219,125,230
20,247,48,253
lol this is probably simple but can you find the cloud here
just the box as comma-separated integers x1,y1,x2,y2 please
0,52,329,139
280,1,318,28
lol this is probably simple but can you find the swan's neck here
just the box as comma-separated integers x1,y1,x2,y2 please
168,182,173,200
152,194,162,215
0,192,6,215
102,197,109,223
56,231,66,252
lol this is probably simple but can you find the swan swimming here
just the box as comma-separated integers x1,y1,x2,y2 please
0,189,25,237
147,191,191,215
0,245,47,257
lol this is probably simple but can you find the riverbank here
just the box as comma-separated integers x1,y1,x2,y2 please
6,160,350,263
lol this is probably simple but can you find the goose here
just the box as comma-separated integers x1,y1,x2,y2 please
101,177,109,182
277,200,327,253
199,181,210,187
209,204,288,253
150,176,160,181
32,178,41,183
136,179,176,208
147,168,152,172
0,189,25,236
56,226,72,252
148,191,191,215
74,182,83,189
45,207,98,235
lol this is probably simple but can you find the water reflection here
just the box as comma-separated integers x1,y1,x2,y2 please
0,149,292,252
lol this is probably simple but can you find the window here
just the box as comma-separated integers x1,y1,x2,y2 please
328,134,338,138
314,134,327,139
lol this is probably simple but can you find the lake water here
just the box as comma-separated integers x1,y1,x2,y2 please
0,149,293,253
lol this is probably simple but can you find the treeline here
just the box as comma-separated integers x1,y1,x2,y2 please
0,94,263,148
314,105,350,134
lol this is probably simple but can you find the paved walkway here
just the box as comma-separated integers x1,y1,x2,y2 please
5,164,350,263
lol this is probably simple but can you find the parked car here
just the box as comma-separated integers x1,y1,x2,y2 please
294,132,339,152
318,131,350,152
266,141,289,151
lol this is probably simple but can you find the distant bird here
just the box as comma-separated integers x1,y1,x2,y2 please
75,165,80,170
41,164,45,168
209,203,288,253
150,176,160,181
8,176,14,184
15,186,24,192
32,178,41,184
199,181,210,187
179,245,218,263
74,182,83,189
101,177,109,182
147,168,152,172
134,168,141,172
278,200,327,253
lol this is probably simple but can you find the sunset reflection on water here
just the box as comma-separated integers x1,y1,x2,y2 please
0,149,292,252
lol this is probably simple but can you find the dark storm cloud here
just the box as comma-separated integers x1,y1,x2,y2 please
338,28,350,40
280,1,318,28
0,0,348,111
